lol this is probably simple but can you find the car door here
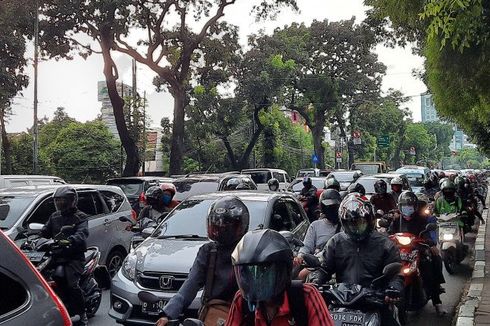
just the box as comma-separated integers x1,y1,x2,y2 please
267,199,298,233
273,172,287,190
99,189,132,254
22,195,57,230
284,198,309,239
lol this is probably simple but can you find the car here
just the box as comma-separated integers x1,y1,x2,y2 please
0,175,66,189
327,171,363,190
296,168,332,178
351,174,411,199
396,165,430,176
109,191,309,325
288,177,326,199
0,184,134,277
241,168,291,191
0,229,72,325
173,174,257,202
107,176,172,214
350,162,387,175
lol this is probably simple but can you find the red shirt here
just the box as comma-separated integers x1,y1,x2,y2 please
225,283,334,326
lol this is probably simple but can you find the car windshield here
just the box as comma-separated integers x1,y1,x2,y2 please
0,196,35,230
291,179,324,192
352,164,380,175
330,173,354,182
355,179,377,194
107,180,144,197
406,173,425,187
245,171,272,184
173,180,219,201
153,198,267,238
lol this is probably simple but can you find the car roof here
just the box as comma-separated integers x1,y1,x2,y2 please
330,171,361,175
242,168,287,173
357,176,380,180
0,175,63,179
188,191,291,202
107,176,166,181
0,184,124,196
373,173,405,178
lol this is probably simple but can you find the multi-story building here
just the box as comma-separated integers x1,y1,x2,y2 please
420,92,440,122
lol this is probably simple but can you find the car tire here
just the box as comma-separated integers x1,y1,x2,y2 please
106,248,126,278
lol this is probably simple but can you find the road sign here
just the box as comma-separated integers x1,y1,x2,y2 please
377,135,390,147
352,130,362,145
336,152,342,158
409,146,416,156
353,130,361,139
336,157,342,163
312,154,320,164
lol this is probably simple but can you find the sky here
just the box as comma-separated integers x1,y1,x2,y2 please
9,0,426,133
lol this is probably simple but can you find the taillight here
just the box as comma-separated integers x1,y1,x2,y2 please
3,232,72,325
131,209,138,221
139,192,146,206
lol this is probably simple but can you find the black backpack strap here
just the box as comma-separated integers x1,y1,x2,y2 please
287,281,308,326
202,242,218,305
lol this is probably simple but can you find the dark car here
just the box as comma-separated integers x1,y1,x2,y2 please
173,174,257,202
0,230,72,325
107,177,173,214
109,191,309,325
327,170,363,190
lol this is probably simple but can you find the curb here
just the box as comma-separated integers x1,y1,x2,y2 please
456,208,487,326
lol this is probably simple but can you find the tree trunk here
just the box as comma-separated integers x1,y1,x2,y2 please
221,136,239,170
0,107,12,174
100,31,140,176
263,126,275,167
168,88,185,175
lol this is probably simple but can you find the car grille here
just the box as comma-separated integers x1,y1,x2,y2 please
137,272,188,292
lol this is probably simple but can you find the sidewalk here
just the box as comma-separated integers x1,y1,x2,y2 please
456,208,488,326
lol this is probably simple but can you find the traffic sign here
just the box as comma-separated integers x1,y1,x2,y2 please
336,157,342,163
409,146,416,156
353,130,361,139
336,152,342,158
352,130,362,145
312,153,320,164
377,135,390,147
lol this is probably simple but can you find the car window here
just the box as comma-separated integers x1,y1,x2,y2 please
0,196,36,230
290,179,324,192
25,197,56,226
356,179,377,194
92,193,106,214
246,171,272,184
273,172,285,183
77,192,98,216
153,199,267,238
100,190,125,213
270,200,295,232
6,180,29,187
107,180,144,197
173,180,219,202
330,173,354,182
285,200,305,226
0,269,28,318
30,179,53,186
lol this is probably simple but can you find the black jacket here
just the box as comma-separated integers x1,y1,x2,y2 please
388,213,435,246
41,208,89,261
300,186,318,207
370,193,397,214
161,241,238,319
321,231,404,291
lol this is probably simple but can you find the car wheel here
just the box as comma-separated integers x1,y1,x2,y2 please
107,249,125,277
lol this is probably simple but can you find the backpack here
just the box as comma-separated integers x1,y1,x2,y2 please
241,280,308,326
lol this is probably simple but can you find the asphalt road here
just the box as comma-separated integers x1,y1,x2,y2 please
90,262,472,326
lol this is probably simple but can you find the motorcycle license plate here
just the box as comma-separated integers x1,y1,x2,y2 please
332,312,365,326
22,251,45,263
141,300,167,316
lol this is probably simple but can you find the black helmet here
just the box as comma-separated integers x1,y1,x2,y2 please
231,229,293,305
320,189,341,206
268,178,280,191
374,179,387,194
347,182,366,196
398,191,418,221
224,178,241,191
302,176,312,187
145,185,164,206
454,176,465,190
53,186,78,214
339,194,375,241
207,196,250,247
441,179,456,201
325,177,340,191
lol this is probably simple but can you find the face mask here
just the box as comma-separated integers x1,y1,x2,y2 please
400,206,415,218
162,194,172,205
322,205,339,224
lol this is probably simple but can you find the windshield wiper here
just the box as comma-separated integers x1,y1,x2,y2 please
156,234,207,240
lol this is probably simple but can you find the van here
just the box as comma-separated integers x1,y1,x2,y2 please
241,168,290,191
0,175,65,189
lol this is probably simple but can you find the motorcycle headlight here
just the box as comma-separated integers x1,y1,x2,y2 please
442,233,454,241
121,253,137,281
397,236,412,246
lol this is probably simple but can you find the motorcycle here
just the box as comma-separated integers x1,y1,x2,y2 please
20,223,111,318
302,254,402,326
279,230,305,279
389,223,437,314
438,212,468,274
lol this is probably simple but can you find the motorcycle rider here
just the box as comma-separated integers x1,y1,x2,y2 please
313,194,404,325
267,178,280,192
456,176,485,227
299,176,319,222
41,186,89,326
324,177,341,191
388,191,447,316
295,189,341,280
156,196,249,326
226,229,334,326
370,179,397,214
434,179,464,217
341,182,367,200
421,173,440,201
469,174,487,208
390,177,404,203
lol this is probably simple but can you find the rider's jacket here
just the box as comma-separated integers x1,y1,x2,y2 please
388,213,435,247
434,196,463,215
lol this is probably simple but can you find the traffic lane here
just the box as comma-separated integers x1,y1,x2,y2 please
90,290,114,326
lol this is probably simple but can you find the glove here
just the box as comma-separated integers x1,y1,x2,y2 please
57,239,71,247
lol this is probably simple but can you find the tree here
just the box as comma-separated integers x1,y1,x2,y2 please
403,123,435,165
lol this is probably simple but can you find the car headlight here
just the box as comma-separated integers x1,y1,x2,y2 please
121,253,137,281
397,236,412,246
442,233,454,241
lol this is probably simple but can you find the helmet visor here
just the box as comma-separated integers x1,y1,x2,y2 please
234,263,288,303
342,216,369,241
54,197,72,213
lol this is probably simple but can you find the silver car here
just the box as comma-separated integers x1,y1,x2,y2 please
109,191,309,325
0,184,134,277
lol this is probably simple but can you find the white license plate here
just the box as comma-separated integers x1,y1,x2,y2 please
141,300,167,316
332,312,365,326
23,251,46,263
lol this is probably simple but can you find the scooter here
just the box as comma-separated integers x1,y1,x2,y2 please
302,254,402,326
20,223,111,318
438,212,468,274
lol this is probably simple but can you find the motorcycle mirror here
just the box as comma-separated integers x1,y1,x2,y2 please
378,218,391,228
138,291,160,304
382,262,403,278
425,223,438,232
141,227,155,238
93,266,112,290
182,319,205,326
302,253,321,268
28,223,44,232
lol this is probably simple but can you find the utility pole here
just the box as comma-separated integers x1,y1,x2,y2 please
33,0,40,174
142,92,146,175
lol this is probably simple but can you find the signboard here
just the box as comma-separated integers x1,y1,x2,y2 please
409,146,416,156
336,152,342,158
97,81,109,101
377,135,390,147
352,130,361,145
312,154,320,164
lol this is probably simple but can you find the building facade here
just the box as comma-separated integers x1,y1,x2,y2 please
420,92,440,122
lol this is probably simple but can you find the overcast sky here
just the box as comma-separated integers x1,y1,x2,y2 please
10,0,426,133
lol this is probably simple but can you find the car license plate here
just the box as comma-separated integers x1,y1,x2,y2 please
332,312,365,326
141,300,166,316
23,251,45,263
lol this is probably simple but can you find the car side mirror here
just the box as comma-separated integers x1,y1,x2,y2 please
28,223,44,232
141,227,155,238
